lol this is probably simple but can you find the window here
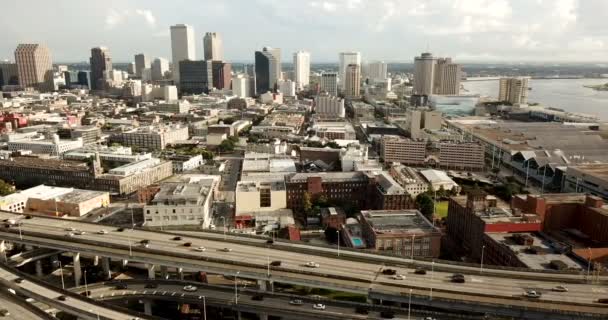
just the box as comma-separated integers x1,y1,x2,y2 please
260,188,271,207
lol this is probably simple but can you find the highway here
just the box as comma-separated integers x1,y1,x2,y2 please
0,211,607,319
0,263,152,320
0,287,55,320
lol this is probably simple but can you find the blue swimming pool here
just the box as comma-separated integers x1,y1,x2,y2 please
352,238,363,246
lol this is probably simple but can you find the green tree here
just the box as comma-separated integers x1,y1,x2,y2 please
415,193,435,221
218,139,235,152
201,150,214,160
302,192,313,214
0,179,15,196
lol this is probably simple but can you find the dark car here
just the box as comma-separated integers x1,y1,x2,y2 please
25,215,33,219
57,295,67,301
172,236,182,241
380,310,395,319
183,242,192,247
116,227,125,232
266,239,274,245
382,269,397,275
252,294,264,301
115,283,128,290
270,260,281,267
14,278,24,284
451,274,465,283
355,306,369,314
597,298,608,304
145,283,159,289
81,291,91,297
414,268,427,275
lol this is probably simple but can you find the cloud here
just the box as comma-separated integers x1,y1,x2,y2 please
135,9,156,26
104,8,156,29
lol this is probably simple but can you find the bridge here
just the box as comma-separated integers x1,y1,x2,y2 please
0,211,607,319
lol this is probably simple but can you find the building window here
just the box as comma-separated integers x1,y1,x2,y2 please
260,188,271,207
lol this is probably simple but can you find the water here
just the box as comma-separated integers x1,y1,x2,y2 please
463,78,608,120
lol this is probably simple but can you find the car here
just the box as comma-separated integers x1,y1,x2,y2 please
115,283,128,290
289,299,303,305
66,232,74,237
65,227,76,232
270,260,281,267
194,246,206,252
81,290,91,297
355,306,369,314
14,278,24,284
220,248,232,252
0,309,10,317
525,290,542,299
183,242,192,247
172,236,182,241
597,298,608,304
392,274,406,280
552,285,568,292
140,240,150,248
74,230,86,235
414,268,427,275
25,215,33,219
145,283,159,289
116,227,125,232
183,285,197,292
312,303,326,310
308,295,323,300
380,311,395,319
252,294,264,301
97,230,108,235
382,269,397,275
305,261,320,268
266,239,274,244
57,295,67,301
451,274,466,283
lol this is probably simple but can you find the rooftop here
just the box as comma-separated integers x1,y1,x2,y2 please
286,171,368,183
361,209,439,235
152,180,214,204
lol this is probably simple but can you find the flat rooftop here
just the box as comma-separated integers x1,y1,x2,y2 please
361,209,438,235
287,171,368,183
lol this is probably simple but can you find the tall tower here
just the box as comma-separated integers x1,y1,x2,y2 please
344,64,361,99
433,58,461,95
413,52,436,95
203,32,223,61
498,77,529,104
134,53,151,78
339,52,361,90
367,61,388,81
255,47,281,94
151,57,170,81
320,72,338,96
293,51,310,91
170,24,196,83
14,44,53,92
89,47,112,91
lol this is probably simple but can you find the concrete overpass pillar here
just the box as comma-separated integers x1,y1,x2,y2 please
143,300,153,315
93,255,99,266
35,260,43,277
259,312,268,320
121,259,128,268
257,280,273,292
237,311,242,320
160,265,168,279
101,257,111,280
177,267,184,280
73,252,82,286
0,241,7,263
146,264,156,279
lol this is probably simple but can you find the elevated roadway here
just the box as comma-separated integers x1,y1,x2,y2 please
0,286,56,320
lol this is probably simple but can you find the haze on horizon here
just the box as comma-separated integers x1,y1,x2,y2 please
1,0,607,63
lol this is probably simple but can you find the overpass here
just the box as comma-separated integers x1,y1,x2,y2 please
0,284,56,320
0,211,607,319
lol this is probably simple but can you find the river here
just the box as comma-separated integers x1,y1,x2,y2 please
462,78,608,120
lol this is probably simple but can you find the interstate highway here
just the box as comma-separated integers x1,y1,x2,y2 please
0,211,607,318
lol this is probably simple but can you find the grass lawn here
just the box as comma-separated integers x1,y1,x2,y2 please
435,201,449,218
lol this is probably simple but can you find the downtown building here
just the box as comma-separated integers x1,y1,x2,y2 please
203,32,223,60
344,64,361,99
14,44,54,92
293,51,310,90
179,60,212,94
320,72,338,96
134,53,151,78
338,51,361,90
89,47,112,90
170,24,196,84
413,52,461,96
499,77,530,104
255,47,281,94
109,124,189,150
315,93,345,118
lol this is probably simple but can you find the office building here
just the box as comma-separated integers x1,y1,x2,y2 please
0,61,18,87
170,24,196,83
315,94,345,118
14,44,53,92
134,53,150,78
211,60,231,90
312,121,356,140
413,52,436,95
293,51,310,90
344,64,361,99
338,52,361,89
498,77,530,104
433,58,461,95
203,32,223,61
77,71,90,88
231,75,249,98
151,57,169,81
278,79,296,97
255,47,281,94
8,134,83,156
320,72,338,96
89,47,112,90
236,176,287,215
179,60,212,94
367,61,388,81
109,124,189,150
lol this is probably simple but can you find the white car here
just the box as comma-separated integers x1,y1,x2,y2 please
392,274,406,280
194,246,206,252
305,261,320,268
65,227,76,232
97,230,108,235
525,290,542,298
65,232,74,237
220,248,232,252
74,231,86,235
552,285,568,292
312,303,326,310
183,285,197,292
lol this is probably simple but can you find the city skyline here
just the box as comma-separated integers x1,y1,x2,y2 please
2,0,608,63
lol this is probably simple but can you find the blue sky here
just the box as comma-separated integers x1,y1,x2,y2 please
1,0,607,63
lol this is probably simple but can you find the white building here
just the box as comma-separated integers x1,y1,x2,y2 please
340,144,368,171
315,94,345,118
170,24,196,83
499,77,530,105
414,52,436,95
419,169,459,193
278,79,296,97
134,53,151,78
231,75,249,98
8,134,83,156
367,61,388,81
320,72,338,96
151,57,170,81
293,51,310,90
338,51,361,89
163,85,178,103
203,32,223,61
110,124,189,150
167,154,204,173
236,174,287,216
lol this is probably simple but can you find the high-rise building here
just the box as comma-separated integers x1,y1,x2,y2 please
0,61,18,87
231,75,249,98
170,24,196,83
320,72,338,96
339,52,361,89
203,32,223,61
151,57,170,81
433,58,461,95
211,61,231,90
255,47,281,94
367,61,388,81
293,51,310,90
77,71,90,88
179,60,212,95
344,64,361,99
14,44,53,92
89,47,112,91
278,79,296,97
134,53,151,78
498,77,530,105
315,94,345,118
413,52,436,95
128,62,136,75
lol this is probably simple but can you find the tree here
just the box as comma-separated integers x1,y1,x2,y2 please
415,193,435,221
325,141,341,149
222,117,235,125
0,179,15,196
200,150,214,160
437,185,446,198
302,192,313,215
218,139,235,152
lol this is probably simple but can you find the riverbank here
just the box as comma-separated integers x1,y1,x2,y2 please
584,83,608,91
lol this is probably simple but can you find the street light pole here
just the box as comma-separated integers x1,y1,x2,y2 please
18,223,22,241
587,247,592,281
266,247,270,277
336,230,340,257
480,245,486,274
234,271,240,304
221,216,226,240
84,270,89,296
408,288,412,320
58,260,65,290
430,261,435,300
410,234,415,262
202,296,207,320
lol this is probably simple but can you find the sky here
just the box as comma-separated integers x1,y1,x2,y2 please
1,0,607,63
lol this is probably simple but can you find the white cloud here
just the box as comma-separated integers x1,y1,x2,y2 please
104,8,156,29
135,9,156,27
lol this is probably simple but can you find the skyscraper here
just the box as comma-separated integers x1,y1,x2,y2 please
170,24,196,83
320,72,338,96
293,51,310,91
433,58,461,95
231,75,249,98
89,47,112,91
339,52,361,90
14,44,53,92
151,58,170,81
0,61,18,87
255,47,281,94
498,77,529,105
134,53,151,78
344,64,361,99
179,60,212,95
203,32,223,61
211,61,232,90
367,61,388,81
413,52,436,96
